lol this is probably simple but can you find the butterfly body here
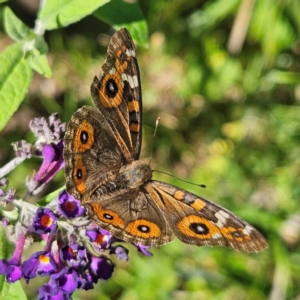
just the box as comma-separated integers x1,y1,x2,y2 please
64,28,268,252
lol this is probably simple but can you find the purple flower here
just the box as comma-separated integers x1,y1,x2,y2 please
51,267,80,295
58,190,86,218
137,244,153,257
1,218,9,227
88,256,115,281
0,225,26,282
31,207,58,234
22,251,58,282
27,141,65,195
60,244,88,269
110,246,129,261
79,272,94,290
86,228,113,250
38,280,69,300
0,260,22,283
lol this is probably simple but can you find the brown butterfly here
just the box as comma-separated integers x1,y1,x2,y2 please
63,28,268,252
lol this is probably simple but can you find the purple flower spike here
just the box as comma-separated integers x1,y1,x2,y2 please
0,178,9,187
88,256,115,281
60,244,88,269
27,141,65,195
0,188,16,203
30,113,65,143
0,177,16,203
13,140,32,158
86,228,113,250
32,207,58,234
137,244,153,257
22,251,58,282
58,190,86,218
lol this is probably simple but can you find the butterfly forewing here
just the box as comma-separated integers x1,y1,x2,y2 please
64,106,124,200
90,28,142,161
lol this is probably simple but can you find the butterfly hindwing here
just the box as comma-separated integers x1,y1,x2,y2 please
83,188,174,246
146,181,268,252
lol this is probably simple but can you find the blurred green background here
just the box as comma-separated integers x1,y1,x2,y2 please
1,0,300,299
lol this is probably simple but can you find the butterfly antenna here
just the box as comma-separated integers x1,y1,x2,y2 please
148,117,160,166
152,170,206,188
149,119,206,188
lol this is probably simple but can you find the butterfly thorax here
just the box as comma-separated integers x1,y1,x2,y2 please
88,160,152,201
117,160,152,189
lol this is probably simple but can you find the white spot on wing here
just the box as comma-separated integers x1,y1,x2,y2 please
109,68,116,75
212,233,222,239
243,225,252,235
196,224,206,233
125,48,136,57
121,74,139,88
215,210,230,228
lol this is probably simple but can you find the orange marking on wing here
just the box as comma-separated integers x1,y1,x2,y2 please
190,199,206,211
99,74,123,108
125,219,161,239
128,100,139,113
73,156,87,194
220,227,251,241
174,190,185,201
116,46,134,77
115,57,128,73
176,216,220,239
73,121,94,152
129,122,140,133
90,203,125,227
116,49,123,57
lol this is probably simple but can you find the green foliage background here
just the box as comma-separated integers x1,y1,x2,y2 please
1,0,300,299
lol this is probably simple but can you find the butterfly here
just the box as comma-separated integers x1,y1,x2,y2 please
63,28,268,252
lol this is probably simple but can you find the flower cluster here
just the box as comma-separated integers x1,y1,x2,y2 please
0,114,152,300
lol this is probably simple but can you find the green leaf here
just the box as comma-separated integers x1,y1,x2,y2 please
38,186,65,206
93,0,148,47
26,36,51,77
3,7,31,41
0,225,13,259
3,281,28,300
0,275,9,300
0,43,33,131
0,224,14,299
38,0,109,30
34,36,49,55
30,54,52,78
0,209,18,221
